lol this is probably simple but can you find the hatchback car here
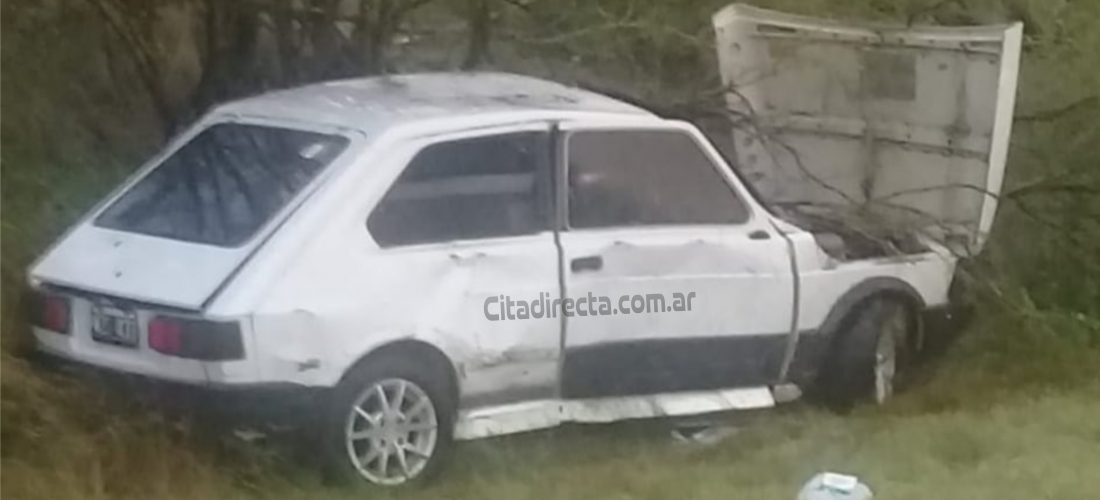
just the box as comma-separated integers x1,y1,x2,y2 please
27,5,1022,486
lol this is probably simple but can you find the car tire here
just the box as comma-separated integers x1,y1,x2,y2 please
320,352,455,487
818,297,912,410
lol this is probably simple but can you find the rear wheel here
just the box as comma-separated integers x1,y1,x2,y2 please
322,354,454,486
819,298,912,409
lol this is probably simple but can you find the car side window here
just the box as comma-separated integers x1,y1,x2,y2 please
367,131,551,247
567,129,749,229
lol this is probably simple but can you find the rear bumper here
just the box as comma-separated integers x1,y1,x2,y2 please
33,318,255,385
33,348,324,426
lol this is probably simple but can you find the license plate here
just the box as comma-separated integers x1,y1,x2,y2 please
90,304,139,347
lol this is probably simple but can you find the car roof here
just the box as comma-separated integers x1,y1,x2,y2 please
215,72,653,134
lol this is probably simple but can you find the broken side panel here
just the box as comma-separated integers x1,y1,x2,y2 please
454,387,775,440
713,4,1021,255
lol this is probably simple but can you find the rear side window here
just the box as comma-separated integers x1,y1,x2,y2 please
95,123,348,247
367,132,551,247
567,129,748,228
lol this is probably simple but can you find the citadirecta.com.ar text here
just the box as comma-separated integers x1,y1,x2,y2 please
484,291,697,321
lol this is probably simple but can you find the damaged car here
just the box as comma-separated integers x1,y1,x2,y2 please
27,5,1021,487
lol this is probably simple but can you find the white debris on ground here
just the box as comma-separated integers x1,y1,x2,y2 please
797,472,873,500
669,421,740,447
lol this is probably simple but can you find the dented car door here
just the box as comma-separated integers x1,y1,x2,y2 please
556,122,795,398
363,126,562,408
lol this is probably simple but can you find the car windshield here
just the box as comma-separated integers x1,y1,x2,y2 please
95,123,348,247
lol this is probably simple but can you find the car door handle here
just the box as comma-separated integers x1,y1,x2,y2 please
570,255,603,273
748,230,771,240
449,251,486,262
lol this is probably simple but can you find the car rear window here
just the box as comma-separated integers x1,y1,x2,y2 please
95,123,348,247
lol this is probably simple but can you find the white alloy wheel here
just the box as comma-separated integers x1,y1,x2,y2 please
344,378,439,485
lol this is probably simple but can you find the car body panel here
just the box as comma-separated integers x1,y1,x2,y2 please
713,4,1022,254
31,296,256,384
29,116,367,310
29,225,241,310
244,123,564,406
455,387,775,440
555,120,796,397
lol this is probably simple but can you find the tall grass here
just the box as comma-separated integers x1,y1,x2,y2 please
2,0,1098,499
4,314,1099,500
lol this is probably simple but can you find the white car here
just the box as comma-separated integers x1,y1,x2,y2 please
27,6,1021,486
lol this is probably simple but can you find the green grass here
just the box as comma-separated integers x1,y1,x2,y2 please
3,310,1099,500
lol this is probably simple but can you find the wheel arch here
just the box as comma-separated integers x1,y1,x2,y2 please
817,277,926,354
338,338,461,409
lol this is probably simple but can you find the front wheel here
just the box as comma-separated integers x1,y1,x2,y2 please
322,355,454,486
819,298,912,409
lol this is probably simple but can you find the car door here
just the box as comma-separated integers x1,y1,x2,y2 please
557,121,796,398
363,124,562,408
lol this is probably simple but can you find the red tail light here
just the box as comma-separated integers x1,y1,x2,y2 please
147,316,183,355
146,315,243,361
31,292,70,334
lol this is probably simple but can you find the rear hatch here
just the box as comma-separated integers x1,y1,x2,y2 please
30,119,351,310
713,4,1022,255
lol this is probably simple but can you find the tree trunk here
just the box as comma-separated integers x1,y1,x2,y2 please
461,0,491,70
